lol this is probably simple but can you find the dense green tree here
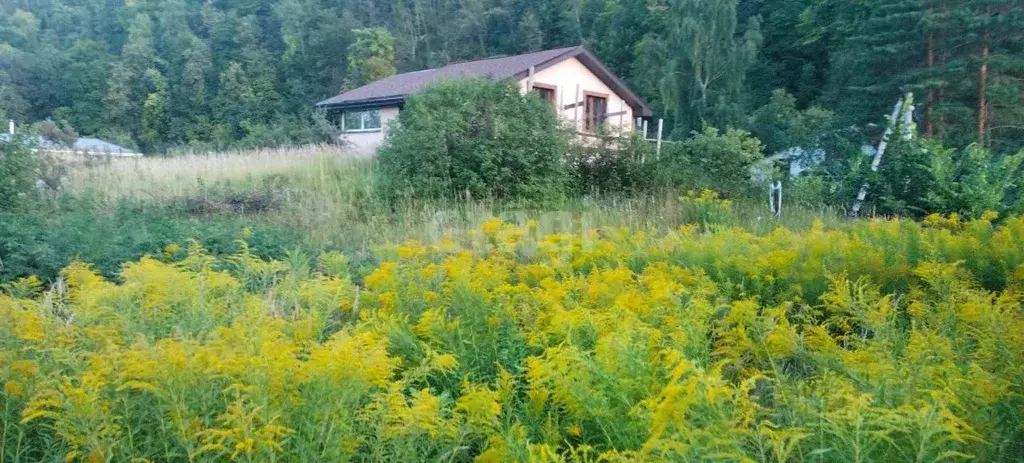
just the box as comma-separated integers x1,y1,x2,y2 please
104,14,158,139
750,89,835,155
518,12,544,52
59,40,114,135
377,78,569,201
661,0,762,137
746,0,828,107
805,0,1024,152
0,133,38,211
346,28,398,88
140,69,170,152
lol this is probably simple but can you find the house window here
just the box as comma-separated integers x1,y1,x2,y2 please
583,93,607,132
341,109,382,132
532,83,556,107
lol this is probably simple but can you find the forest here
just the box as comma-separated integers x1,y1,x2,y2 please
1,0,1022,154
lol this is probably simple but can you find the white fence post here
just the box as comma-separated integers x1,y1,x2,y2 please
655,118,664,160
770,181,783,218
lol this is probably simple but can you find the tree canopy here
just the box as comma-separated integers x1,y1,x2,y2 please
0,0,1021,153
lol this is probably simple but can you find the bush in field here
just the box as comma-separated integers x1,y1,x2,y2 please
656,126,765,197
860,136,939,216
828,137,1024,218
0,201,297,282
2,217,1023,461
926,142,1024,217
376,78,569,202
0,133,39,211
566,133,656,195
749,89,835,156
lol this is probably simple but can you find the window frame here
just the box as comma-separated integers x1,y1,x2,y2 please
582,91,609,133
340,109,383,133
531,82,558,109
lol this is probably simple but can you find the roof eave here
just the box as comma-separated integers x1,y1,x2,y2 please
575,49,653,117
314,95,407,110
516,47,653,118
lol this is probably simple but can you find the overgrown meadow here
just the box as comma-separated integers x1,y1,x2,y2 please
2,175,1023,461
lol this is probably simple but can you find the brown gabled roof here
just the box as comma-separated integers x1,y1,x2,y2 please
315,46,652,117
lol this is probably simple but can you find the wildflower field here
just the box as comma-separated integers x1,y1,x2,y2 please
2,213,1023,462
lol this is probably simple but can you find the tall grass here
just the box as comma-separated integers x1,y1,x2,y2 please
66,144,357,201
63,146,847,257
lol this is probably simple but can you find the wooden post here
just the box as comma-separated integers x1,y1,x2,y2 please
655,118,664,160
526,66,535,92
618,100,624,135
573,84,580,131
558,87,565,121
642,119,648,139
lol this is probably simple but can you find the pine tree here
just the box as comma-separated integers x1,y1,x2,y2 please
821,0,925,128
962,0,1024,151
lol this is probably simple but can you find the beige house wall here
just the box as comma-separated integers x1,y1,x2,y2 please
518,57,635,135
337,106,400,157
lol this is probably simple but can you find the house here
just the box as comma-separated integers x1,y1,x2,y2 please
314,46,652,156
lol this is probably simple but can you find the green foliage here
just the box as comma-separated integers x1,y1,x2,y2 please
34,119,78,147
376,78,569,202
786,174,831,207
656,127,765,198
0,202,297,283
803,132,1023,218
927,143,1024,217
805,0,1024,152
868,137,938,217
566,134,656,195
346,28,397,88
2,0,1021,153
140,69,169,152
749,89,835,155
661,0,762,136
0,133,38,211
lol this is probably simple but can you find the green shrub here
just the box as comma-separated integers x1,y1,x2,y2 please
0,133,39,211
836,137,1024,219
376,78,570,202
927,142,1024,217
566,133,656,195
0,201,297,282
655,126,765,198
786,174,830,207
749,89,835,155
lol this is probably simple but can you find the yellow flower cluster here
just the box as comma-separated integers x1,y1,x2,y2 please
1,216,1022,461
